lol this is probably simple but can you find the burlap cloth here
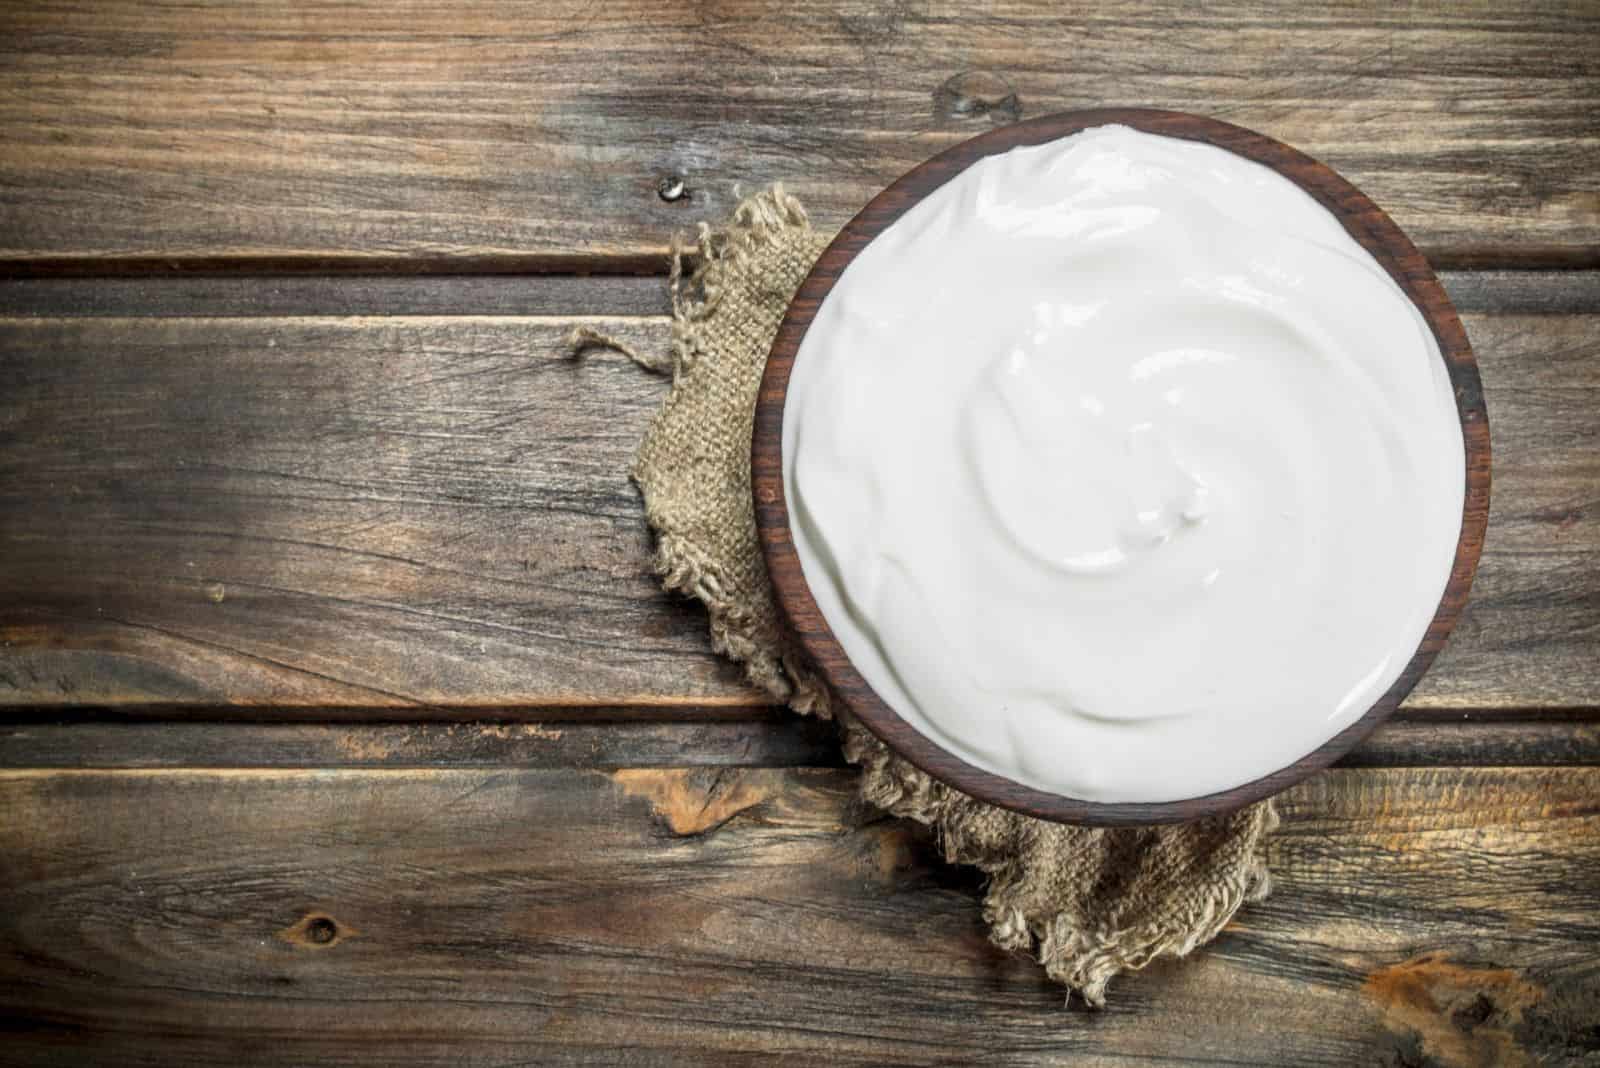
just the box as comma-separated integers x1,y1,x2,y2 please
571,188,1277,1006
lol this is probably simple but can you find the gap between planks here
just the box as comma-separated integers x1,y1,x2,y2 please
0,270,1598,319
2,246,1598,279
0,717,1596,771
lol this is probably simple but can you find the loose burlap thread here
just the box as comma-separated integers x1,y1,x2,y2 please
573,187,1277,1006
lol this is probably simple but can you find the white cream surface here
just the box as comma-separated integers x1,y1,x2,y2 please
784,125,1464,804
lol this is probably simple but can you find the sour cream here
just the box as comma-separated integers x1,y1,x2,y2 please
783,124,1464,804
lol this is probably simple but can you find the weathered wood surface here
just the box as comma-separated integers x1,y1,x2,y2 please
2,2,1598,1059
0,765,1595,1066
3,301,1597,715
2,2,1598,266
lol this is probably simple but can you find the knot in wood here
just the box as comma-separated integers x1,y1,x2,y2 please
279,912,353,950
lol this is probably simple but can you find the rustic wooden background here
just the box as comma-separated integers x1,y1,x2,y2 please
1,3,1596,1065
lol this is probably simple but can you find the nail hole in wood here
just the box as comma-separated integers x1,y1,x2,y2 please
933,71,1022,124
657,175,687,203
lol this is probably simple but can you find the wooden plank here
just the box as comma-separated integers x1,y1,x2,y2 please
0,270,1593,321
0,766,1595,1065
0,717,1596,771
0,316,734,710
1,2,1597,266
1,308,1596,713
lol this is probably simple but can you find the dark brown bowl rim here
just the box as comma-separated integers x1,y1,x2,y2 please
753,107,1491,826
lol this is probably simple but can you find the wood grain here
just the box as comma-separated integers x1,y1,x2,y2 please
1,307,1595,715
1,2,1596,267
755,108,1490,824
0,765,1595,1065
0,317,741,710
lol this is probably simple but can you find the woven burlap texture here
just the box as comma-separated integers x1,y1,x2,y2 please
598,187,1277,1007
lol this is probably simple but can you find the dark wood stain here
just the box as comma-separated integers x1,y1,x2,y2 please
755,108,1492,825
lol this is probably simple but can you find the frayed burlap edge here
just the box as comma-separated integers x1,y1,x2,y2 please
846,727,1278,1003
571,186,1276,1007
612,189,835,718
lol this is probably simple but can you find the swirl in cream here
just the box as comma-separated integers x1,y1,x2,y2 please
784,125,1464,803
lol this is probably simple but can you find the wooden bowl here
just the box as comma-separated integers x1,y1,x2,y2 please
753,108,1490,826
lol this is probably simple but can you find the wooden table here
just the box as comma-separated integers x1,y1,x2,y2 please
1,4,1596,1064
